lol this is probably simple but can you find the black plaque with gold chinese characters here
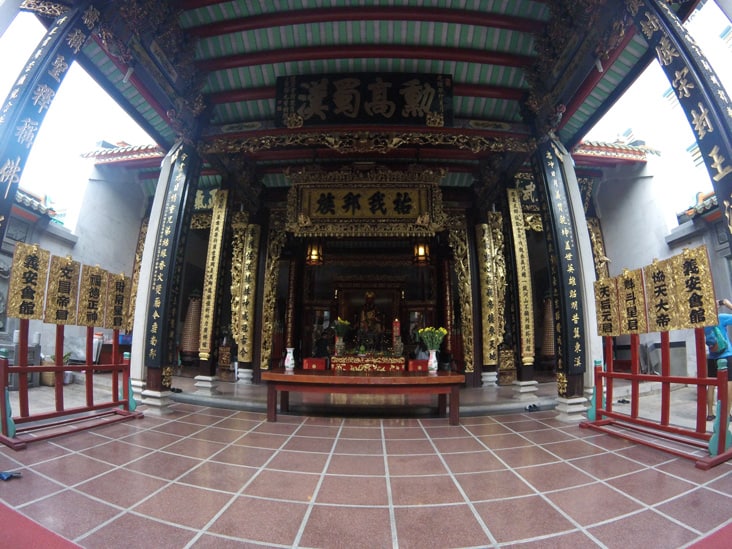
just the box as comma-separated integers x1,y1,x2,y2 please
144,142,200,368
276,73,452,128
536,141,586,376
0,4,100,240
78,265,108,327
44,255,81,325
8,243,50,320
625,2,732,253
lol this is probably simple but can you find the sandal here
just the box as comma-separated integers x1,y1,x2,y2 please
706,415,716,421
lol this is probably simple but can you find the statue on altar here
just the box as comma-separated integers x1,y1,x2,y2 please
357,291,385,351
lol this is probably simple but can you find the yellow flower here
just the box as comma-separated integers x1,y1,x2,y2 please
417,326,448,350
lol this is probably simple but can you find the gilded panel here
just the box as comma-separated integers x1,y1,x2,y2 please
44,255,80,326
78,264,108,327
8,243,49,321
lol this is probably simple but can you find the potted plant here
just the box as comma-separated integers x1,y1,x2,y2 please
333,317,350,356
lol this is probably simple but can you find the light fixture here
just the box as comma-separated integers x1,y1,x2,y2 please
413,240,430,265
122,65,134,84
305,240,324,266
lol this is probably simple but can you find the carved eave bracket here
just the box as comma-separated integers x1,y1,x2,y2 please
284,165,448,238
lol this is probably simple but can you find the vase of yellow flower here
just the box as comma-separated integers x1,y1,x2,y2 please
418,326,447,373
333,317,350,356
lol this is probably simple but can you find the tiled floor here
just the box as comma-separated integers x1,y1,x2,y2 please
0,376,730,548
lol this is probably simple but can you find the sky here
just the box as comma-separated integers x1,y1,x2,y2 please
0,4,730,230
0,11,152,229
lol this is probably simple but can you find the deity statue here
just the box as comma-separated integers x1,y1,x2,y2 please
357,291,385,351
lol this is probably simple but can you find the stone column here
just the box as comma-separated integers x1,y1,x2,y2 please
137,141,201,412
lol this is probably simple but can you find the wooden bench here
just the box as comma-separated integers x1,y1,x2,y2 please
261,369,465,425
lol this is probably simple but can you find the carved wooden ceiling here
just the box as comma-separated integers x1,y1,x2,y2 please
37,1,700,203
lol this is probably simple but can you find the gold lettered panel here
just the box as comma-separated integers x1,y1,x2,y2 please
104,273,131,330
78,265,108,327
44,255,80,325
618,269,648,335
643,257,682,332
8,243,50,320
671,245,716,329
594,277,620,337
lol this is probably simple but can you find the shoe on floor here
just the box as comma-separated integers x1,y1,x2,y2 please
706,414,716,421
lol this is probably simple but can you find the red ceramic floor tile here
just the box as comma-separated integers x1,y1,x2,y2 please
265,449,329,473
474,494,577,543
588,509,698,549
454,469,535,501
20,489,120,540
80,439,154,465
0,468,65,506
333,437,384,454
569,452,646,479
440,450,506,474
606,468,696,505
390,474,464,505
464,422,514,436
157,437,227,460
78,511,197,548
299,505,393,549
541,439,608,460
190,425,247,444
546,483,643,526
206,496,308,546
30,453,114,485
655,487,732,533
493,445,561,468
387,453,447,475
132,483,233,529
327,453,385,475
431,436,487,453
477,433,533,449
384,438,437,455
338,425,382,439
126,451,202,479
76,468,168,508
210,445,275,467
283,436,336,453
315,474,389,505
177,461,257,493
513,461,596,492
394,504,493,548
235,431,289,449
242,469,320,502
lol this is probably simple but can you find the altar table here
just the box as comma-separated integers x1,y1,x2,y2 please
261,369,465,425
330,356,404,372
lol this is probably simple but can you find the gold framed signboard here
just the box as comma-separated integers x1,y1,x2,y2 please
285,165,447,238
44,255,80,325
8,243,50,320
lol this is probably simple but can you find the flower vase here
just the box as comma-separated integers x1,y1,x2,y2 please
335,336,345,357
284,347,295,371
427,349,438,374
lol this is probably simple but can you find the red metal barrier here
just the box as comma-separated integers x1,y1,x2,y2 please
582,330,732,470
0,321,143,450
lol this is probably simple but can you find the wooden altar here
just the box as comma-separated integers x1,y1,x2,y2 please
330,356,404,373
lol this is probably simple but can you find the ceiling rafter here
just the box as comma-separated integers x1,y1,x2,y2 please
184,6,545,37
196,44,535,72
205,82,526,106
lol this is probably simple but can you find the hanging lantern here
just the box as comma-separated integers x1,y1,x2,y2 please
413,240,430,265
305,240,324,266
